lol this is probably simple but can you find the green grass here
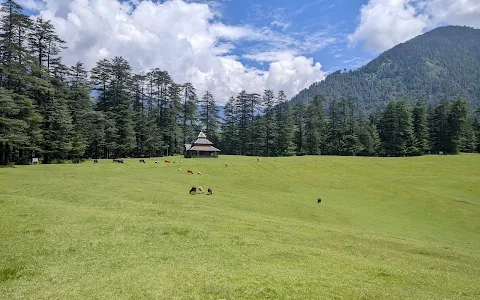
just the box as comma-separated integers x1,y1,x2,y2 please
1,155,479,299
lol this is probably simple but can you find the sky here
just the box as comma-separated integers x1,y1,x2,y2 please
18,0,480,103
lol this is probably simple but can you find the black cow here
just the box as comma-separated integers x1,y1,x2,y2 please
317,198,322,203
113,159,124,164
189,186,197,195
207,188,213,195
139,159,146,163
93,159,98,164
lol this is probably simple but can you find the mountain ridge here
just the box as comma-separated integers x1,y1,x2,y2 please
291,26,480,112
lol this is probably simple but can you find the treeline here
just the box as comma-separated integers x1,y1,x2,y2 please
221,94,480,157
0,0,222,165
1,1,479,166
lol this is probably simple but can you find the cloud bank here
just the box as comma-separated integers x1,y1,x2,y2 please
19,0,329,103
349,0,480,52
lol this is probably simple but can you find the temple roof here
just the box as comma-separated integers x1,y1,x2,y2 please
189,145,221,152
192,131,213,145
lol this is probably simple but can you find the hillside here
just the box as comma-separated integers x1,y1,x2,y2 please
291,26,480,112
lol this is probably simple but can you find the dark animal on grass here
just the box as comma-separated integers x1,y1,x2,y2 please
113,159,124,164
187,169,194,174
93,159,98,164
317,198,322,203
197,172,202,175
225,163,228,167
139,159,146,163
189,186,197,194
165,160,170,163
207,188,212,195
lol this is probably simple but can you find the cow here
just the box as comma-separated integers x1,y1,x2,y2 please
139,159,146,163
198,186,204,193
189,186,197,195
207,188,213,195
155,161,159,164
93,159,98,164
113,159,124,164
165,160,171,163
197,172,202,175
187,169,194,174
225,163,228,167
317,198,322,203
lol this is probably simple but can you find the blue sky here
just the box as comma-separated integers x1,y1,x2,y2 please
214,0,374,72
20,0,480,102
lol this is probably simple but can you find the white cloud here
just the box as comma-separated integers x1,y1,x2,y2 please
427,0,480,28
25,0,329,103
348,0,429,52
349,0,480,52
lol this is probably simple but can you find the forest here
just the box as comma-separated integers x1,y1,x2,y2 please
1,1,479,165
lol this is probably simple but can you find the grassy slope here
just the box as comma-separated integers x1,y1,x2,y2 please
0,155,479,299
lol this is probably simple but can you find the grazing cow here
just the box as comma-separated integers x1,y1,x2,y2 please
197,172,202,175
198,186,204,193
317,198,322,203
113,159,124,164
187,169,194,174
189,186,197,195
155,161,159,164
139,159,146,163
93,159,98,164
165,160,170,163
207,188,213,195
225,163,228,167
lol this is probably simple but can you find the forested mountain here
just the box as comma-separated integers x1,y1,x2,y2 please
291,26,480,112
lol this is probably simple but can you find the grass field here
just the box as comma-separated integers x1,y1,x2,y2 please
1,155,480,299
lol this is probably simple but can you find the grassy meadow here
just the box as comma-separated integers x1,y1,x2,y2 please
0,155,479,299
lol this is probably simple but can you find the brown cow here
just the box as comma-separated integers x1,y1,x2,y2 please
198,186,204,194
165,160,170,163
225,163,228,167
187,169,194,174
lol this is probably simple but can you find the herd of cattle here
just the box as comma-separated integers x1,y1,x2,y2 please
93,158,216,196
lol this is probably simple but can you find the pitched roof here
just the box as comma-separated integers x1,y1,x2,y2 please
193,137,213,145
184,144,192,151
198,132,207,138
189,145,221,152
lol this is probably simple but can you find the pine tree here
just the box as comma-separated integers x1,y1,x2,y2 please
235,91,250,155
199,91,220,143
448,98,468,154
68,62,93,159
379,100,415,156
275,91,295,156
181,83,197,145
430,100,451,154
304,94,327,155
293,101,306,155
412,98,429,155
221,96,238,154
263,90,276,156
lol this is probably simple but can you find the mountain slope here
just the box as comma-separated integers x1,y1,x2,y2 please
291,26,480,112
